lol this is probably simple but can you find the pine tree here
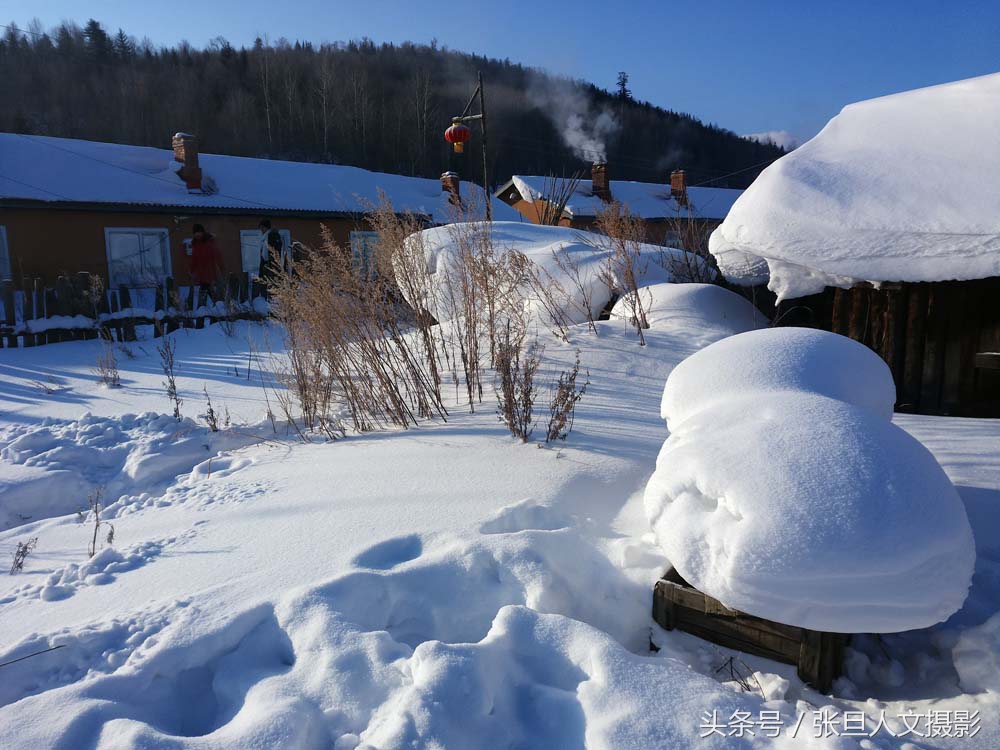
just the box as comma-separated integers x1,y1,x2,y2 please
83,19,112,62
616,71,632,102
113,28,135,61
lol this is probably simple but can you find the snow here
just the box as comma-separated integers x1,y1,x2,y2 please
711,73,1000,300
645,389,975,632
407,221,701,326
507,174,742,220
660,327,897,430
610,282,766,345
0,282,997,747
0,133,519,223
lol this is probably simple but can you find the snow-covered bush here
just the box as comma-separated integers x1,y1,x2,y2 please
644,328,974,633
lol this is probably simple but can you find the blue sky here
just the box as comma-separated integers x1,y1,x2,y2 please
9,1,1000,143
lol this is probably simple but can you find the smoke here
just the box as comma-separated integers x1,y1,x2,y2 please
528,75,620,163
742,130,801,151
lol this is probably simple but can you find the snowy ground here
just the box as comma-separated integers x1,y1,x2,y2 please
1,309,998,748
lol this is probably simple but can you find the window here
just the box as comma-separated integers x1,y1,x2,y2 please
240,228,291,274
0,226,9,280
350,231,379,279
105,228,170,287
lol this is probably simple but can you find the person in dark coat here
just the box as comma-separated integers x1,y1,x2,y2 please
187,223,222,305
257,219,288,297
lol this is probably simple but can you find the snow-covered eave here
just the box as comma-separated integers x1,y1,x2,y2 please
0,196,436,222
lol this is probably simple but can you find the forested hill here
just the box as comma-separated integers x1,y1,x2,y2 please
0,19,784,190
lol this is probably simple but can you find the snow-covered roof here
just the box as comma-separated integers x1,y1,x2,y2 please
0,132,517,223
499,174,742,221
711,73,1000,301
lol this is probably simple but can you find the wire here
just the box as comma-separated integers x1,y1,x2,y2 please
0,644,66,670
0,170,72,200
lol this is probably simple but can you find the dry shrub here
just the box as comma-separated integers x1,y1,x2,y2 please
595,201,651,345
10,537,38,574
546,352,589,442
659,204,716,283
93,328,121,387
536,172,584,226
436,220,529,410
369,195,445,403
494,321,540,442
156,336,182,419
269,223,446,434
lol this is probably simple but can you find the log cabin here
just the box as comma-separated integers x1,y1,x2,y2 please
0,132,515,288
709,73,1000,417
494,162,743,249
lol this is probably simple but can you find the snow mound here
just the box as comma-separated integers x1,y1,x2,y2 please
710,72,1000,300
404,221,700,327
0,412,257,529
610,283,765,341
660,327,896,430
953,611,1000,693
645,328,973,632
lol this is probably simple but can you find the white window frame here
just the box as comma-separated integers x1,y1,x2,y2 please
0,226,10,280
104,227,171,287
240,228,291,274
350,230,380,280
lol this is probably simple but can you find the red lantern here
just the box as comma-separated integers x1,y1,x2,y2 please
445,122,472,153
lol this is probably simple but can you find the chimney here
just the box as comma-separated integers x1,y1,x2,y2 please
172,132,203,192
440,171,461,206
591,162,611,202
670,169,688,207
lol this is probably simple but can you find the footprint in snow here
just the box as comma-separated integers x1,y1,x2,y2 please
479,500,572,535
351,534,423,570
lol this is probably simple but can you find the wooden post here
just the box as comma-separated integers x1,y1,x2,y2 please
20,279,34,347
31,276,45,346
1,280,15,348
920,284,948,413
119,285,136,342
478,70,491,222
899,284,928,411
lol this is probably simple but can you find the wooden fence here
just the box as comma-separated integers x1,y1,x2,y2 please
0,272,267,349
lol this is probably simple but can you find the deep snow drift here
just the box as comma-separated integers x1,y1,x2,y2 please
710,72,1000,299
645,328,975,633
405,221,699,326
0,296,998,747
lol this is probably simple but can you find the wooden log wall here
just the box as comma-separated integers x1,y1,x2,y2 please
820,279,1000,417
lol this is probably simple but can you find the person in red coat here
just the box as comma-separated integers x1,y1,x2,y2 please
187,223,222,305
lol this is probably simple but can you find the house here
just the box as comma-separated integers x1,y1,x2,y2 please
709,73,1000,417
494,162,743,248
0,132,515,288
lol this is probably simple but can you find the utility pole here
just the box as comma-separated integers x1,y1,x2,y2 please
450,71,492,221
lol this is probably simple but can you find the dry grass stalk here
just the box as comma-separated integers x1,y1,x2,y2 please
595,201,651,345
546,352,589,442
536,172,584,226
659,204,716,283
93,327,121,387
494,321,540,442
156,335,182,419
9,537,37,575
269,223,446,434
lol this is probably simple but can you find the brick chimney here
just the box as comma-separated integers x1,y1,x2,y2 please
440,171,461,206
591,162,611,202
172,132,203,192
670,169,688,207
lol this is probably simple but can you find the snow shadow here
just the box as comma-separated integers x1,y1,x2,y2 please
351,534,423,570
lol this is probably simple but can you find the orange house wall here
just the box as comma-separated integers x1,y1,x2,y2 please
0,207,373,285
